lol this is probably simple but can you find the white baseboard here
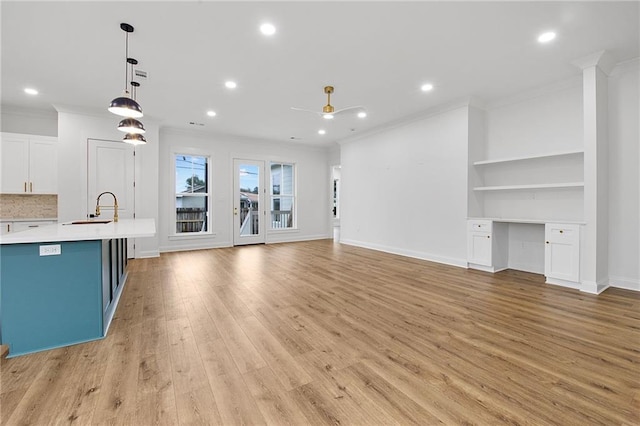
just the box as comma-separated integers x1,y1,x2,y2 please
468,263,508,273
609,276,640,292
159,241,232,253
136,250,160,258
340,239,467,268
580,278,610,294
546,276,582,291
266,233,331,244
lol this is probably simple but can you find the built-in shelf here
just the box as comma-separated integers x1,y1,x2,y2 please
473,182,584,191
473,149,584,166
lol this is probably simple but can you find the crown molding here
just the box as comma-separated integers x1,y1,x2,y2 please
572,50,617,75
610,57,639,77
338,97,476,146
1,104,57,119
484,75,582,110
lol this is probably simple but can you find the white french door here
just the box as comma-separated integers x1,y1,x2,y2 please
233,159,265,245
87,139,135,257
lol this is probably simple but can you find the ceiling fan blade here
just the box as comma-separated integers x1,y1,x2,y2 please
290,107,323,116
333,105,365,115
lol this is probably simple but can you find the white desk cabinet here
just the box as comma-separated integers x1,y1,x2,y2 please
467,219,508,272
545,223,580,287
0,133,57,194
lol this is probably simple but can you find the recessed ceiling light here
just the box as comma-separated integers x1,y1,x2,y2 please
24,87,38,95
225,81,237,89
318,129,326,135
357,111,367,118
421,83,434,92
260,23,276,36
323,114,334,120
206,110,216,117
538,31,556,43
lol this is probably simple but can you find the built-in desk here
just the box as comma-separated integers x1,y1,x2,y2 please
0,219,155,357
467,218,583,290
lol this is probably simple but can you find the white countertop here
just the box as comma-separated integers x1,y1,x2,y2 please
467,217,586,225
0,218,156,244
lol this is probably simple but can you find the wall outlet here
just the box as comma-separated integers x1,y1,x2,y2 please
39,244,61,256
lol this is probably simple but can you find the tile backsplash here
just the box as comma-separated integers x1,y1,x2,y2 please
0,194,57,219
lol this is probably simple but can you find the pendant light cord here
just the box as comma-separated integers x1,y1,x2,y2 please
124,31,129,93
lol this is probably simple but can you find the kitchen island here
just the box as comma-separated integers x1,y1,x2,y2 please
0,218,155,357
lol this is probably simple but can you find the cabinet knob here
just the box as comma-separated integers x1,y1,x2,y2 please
546,241,549,244
487,236,490,239
559,230,563,234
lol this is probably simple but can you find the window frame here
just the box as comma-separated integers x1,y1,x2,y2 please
170,149,213,238
269,161,297,231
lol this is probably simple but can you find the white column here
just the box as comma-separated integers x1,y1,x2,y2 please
575,51,613,294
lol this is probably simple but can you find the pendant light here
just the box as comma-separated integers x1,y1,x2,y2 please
108,23,143,118
123,133,147,145
118,58,145,134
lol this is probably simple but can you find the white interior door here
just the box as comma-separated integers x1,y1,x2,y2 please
233,159,265,245
88,139,135,257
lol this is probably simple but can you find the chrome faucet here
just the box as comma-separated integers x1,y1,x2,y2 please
95,191,119,222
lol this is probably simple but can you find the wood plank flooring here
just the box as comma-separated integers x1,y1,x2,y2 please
1,239,639,425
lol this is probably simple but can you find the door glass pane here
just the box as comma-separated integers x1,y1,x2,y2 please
239,164,259,236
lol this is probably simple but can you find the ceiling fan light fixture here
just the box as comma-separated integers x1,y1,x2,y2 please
117,117,146,134
323,114,334,120
357,111,367,118
123,133,147,145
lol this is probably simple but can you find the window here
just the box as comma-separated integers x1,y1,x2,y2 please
174,154,210,234
270,162,295,229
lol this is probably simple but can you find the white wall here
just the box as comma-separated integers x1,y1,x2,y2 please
340,106,469,267
608,59,639,291
485,80,583,158
1,105,58,137
158,129,330,252
57,109,159,257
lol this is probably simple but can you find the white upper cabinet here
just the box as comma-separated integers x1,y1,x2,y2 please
0,133,58,194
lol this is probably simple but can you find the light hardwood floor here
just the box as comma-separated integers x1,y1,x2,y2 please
1,240,639,425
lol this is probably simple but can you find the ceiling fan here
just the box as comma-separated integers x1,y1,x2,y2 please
291,86,364,120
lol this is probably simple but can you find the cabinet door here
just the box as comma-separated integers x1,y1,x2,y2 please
545,224,580,282
468,220,493,266
468,231,492,265
0,136,29,193
29,138,58,194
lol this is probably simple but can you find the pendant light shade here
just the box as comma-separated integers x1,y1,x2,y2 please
109,94,143,118
123,133,147,145
108,23,144,118
117,117,146,134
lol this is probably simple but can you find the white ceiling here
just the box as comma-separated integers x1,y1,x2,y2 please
2,1,638,146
